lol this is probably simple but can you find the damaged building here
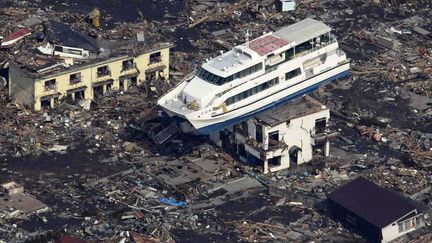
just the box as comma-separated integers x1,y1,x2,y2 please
210,96,335,174
0,182,48,219
7,21,173,111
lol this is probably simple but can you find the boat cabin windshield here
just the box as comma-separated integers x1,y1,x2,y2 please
196,67,227,85
196,63,263,86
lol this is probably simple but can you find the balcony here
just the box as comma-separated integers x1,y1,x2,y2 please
294,34,337,58
268,139,288,151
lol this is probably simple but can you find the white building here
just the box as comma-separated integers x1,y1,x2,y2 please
210,96,336,174
278,0,297,12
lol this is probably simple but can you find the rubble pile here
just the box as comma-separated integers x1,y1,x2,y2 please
0,0,431,242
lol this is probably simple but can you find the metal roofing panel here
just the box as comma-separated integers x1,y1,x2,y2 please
249,35,289,56
328,177,418,228
274,18,332,45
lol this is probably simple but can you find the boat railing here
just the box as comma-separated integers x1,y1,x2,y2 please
294,35,337,58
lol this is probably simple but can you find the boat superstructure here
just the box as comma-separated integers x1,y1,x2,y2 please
158,18,350,133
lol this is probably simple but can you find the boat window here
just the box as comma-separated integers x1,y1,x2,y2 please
285,68,302,80
296,41,314,55
286,48,295,60
197,63,263,85
225,77,279,106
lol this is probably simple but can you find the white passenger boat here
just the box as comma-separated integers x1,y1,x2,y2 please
158,18,350,133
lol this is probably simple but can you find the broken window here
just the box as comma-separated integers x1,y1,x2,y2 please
122,59,134,71
119,79,125,91
268,156,281,167
93,85,103,98
315,117,327,134
75,90,85,100
146,71,157,81
129,76,138,87
255,124,263,143
44,79,56,91
40,98,51,109
70,73,81,84
97,65,110,77
149,52,162,64
268,131,279,141
238,144,246,158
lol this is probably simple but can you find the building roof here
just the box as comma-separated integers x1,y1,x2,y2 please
255,96,326,127
328,177,418,228
274,18,331,45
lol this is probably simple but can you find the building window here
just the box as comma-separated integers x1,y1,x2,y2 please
238,144,246,158
44,79,56,91
398,219,414,233
97,65,111,77
149,52,162,64
315,117,327,134
70,73,81,85
268,131,279,141
122,59,134,71
75,90,85,100
40,98,51,109
256,124,263,143
285,68,302,80
268,156,281,167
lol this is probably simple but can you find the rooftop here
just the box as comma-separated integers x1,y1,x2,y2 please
255,96,326,127
1,19,173,78
274,18,332,45
249,34,289,56
328,177,419,228
204,46,254,75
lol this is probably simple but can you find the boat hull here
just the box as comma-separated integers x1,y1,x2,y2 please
189,62,350,134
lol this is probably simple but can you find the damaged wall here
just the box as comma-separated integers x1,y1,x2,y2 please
9,62,35,107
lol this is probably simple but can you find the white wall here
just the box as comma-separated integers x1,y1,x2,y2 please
381,212,423,243
381,223,401,243
283,109,329,164
210,106,330,174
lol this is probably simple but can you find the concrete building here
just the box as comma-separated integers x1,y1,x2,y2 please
0,182,48,219
210,96,335,174
9,37,173,111
328,177,426,243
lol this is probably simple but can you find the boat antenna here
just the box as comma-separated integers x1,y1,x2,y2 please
245,29,251,48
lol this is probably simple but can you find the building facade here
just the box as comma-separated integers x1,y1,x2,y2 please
9,44,172,111
210,96,335,174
